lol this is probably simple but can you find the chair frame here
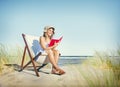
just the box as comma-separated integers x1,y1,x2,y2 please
19,33,43,77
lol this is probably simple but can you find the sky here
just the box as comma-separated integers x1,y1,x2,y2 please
0,0,120,56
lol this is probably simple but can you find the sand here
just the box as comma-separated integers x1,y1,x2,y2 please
0,64,88,87
1,63,119,87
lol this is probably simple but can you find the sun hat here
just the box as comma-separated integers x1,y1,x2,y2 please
44,26,55,32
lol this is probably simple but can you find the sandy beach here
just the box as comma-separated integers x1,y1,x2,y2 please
0,62,119,87
0,64,89,87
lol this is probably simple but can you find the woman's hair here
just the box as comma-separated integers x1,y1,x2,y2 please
43,27,55,39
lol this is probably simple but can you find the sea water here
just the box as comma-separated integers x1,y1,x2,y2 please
58,56,120,66
58,56,93,66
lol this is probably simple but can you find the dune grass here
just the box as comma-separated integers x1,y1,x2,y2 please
0,43,120,87
0,43,29,75
65,47,120,87
0,44,9,74
77,48,120,87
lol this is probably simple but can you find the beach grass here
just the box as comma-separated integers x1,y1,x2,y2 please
0,44,9,74
64,47,120,87
78,48,120,87
0,43,29,75
0,43,120,87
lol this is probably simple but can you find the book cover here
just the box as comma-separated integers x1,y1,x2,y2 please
49,36,63,47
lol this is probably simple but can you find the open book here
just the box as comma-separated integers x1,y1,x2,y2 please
49,36,63,47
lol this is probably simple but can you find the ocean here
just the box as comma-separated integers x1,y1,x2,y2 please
58,56,93,66
58,56,120,66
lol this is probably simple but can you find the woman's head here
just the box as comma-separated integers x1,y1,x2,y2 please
43,26,55,38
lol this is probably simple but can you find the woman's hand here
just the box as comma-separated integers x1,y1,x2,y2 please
54,43,59,47
46,42,59,50
53,42,59,48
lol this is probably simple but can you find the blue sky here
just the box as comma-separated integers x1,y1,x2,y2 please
0,0,120,55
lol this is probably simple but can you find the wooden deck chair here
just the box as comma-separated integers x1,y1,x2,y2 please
19,33,49,77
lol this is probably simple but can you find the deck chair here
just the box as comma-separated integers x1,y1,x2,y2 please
19,33,49,77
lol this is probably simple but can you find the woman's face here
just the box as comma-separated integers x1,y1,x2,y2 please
46,28,54,37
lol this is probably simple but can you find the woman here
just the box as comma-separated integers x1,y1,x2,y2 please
39,26,65,75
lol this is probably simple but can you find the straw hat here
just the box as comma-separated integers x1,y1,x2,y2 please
44,26,55,32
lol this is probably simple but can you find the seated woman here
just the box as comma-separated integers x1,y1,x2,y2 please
39,26,65,75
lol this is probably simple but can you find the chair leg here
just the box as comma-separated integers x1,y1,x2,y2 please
21,34,40,77
19,46,27,72
19,52,42,77
37,63,48,71
31,58,40,77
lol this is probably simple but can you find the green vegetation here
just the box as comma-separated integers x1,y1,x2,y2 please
78,48,120,87
0,43,120,86
0,44,26,74
0,44,9,73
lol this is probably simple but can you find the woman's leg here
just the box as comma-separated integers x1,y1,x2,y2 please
45,49,59,69
46,49,65,75
51,49,60,73
52,49,65,75
53,49,60,64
